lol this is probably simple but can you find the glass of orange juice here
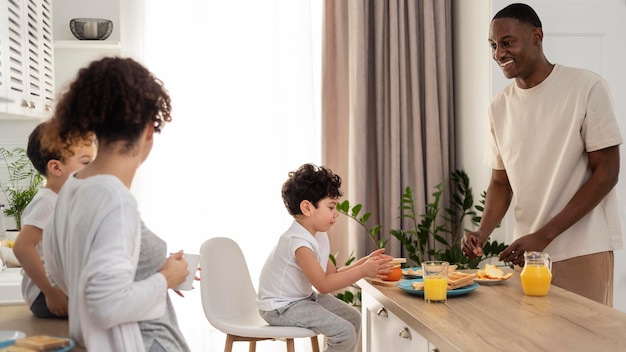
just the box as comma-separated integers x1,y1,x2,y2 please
422,261,449,303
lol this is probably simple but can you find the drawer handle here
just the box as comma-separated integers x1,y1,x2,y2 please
376,307,388,317
399,327,412,340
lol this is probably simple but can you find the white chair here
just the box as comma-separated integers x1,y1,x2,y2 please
200,237,320,352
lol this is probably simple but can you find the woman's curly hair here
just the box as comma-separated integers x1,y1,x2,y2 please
44,57,171,154
281,163,342,216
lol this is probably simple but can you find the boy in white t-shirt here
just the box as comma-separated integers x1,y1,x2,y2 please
257,163,393,352
13,122,96,318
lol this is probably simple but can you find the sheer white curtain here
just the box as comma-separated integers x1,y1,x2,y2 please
135,1,322,351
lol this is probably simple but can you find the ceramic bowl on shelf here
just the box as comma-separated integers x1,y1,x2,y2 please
69,18,113,40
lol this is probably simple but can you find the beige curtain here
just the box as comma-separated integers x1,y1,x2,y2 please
322,0,455,264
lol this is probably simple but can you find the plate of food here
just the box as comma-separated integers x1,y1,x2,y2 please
402,267,422,278
397,279,479,297
474,264,513,285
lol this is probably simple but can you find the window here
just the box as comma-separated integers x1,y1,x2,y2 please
139,1,322,350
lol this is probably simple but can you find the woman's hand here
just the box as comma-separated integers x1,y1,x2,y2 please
171,273,201,298
160,251,189,289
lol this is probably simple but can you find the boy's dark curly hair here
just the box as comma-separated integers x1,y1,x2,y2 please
282,163,342,216
27,121,55,176
27,121,95,177
43,57,171,154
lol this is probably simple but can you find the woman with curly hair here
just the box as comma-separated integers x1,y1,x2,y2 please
42,57,191,351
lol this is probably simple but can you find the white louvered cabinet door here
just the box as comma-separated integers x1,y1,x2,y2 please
0,0,54,118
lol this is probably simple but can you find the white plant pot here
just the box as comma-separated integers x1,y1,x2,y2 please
4,230,19,242
0,230,20,268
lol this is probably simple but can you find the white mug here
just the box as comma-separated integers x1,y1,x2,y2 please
175,253,200,291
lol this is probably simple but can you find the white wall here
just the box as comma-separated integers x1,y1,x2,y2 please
452,0,494,231
452,0,515,245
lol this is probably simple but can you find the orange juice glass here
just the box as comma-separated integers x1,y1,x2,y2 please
422,261,449,303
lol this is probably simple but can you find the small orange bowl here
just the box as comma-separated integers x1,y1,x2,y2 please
383,266,403,281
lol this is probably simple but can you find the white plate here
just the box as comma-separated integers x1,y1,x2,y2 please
0,330,26,347
0,330,25,340
474,278,508,285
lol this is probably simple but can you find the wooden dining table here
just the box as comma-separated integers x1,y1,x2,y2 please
0,303,85,351
359,268,626,352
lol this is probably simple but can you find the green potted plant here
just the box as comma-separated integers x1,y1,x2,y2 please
338,169,508,269
0,146,44,234
389,172,508,269
331,202,388,306
331,169,510,306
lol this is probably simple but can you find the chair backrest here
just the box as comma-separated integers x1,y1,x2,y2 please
200,237,260,326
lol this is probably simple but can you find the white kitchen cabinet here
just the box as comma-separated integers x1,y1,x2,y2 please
362,292,438,352
0,0,55,119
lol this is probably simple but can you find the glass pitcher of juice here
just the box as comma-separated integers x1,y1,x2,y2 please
520,251,552,296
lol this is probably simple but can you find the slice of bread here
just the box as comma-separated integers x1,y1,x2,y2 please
447,271,476,290
392,257,407,265
476,264,513,280
410,271,476,291
411,281,424,290
484,264,504,278
13,336,69,351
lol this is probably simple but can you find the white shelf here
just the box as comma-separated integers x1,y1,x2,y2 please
53,40,123,93
54,40,121,50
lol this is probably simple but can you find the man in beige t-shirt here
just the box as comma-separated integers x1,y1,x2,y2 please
461,3,622,306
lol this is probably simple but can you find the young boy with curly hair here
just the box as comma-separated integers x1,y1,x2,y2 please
13,121,96,318
257,163,393,352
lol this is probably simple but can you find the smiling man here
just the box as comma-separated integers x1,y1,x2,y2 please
461,3,623,306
